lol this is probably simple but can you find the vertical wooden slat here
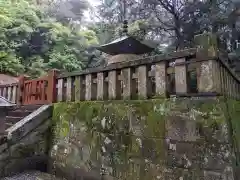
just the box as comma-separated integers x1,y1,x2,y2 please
232,78,235,98
137,65,148,98
12,86,17,103
3,87,7,99
17,75,26,105
85,74,92,100
238,83,240,100
108,70,120,99
75,76,85,101
0,87,3,97
219,64,224,95
155,61,167,97
226,74,230,97
229,75,233,97
7,86,12,102
121,68,132,99
175,58,187,94
229,76,233,98
57,78,63,102
212,60,221,94
66,77,73,102
233,80,237,99
223,68,228,96
47,69,58,104
226,73,230,97
97,72,107,100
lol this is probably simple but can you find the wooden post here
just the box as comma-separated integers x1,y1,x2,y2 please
66,77,73,102
219,64,224,95
17,75,26,105
226,73,230,97
2,87,7,100
121,68,133,99
12,85,17,103
85,74,93,100
57,78,63,102
108,70,121,99
137,65,148,98
47,69,58,104
175,58,187,94
7,86,11,102
97,72,107,100
155,61,167,97
75,76,85,101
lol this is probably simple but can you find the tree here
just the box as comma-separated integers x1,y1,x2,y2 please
95,0,236,50
0,0,100,77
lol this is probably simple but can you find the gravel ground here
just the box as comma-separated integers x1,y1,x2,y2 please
1,171,66,180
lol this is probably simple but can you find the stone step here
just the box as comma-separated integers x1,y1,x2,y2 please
7,110,33,117
5,122,14,129
18,105,42,111
2,105,42,131
5,116,23,124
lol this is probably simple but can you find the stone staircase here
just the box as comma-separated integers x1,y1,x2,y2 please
0,104,52,178
3,105,42,130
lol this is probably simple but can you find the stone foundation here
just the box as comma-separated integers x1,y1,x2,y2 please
49,97,240,180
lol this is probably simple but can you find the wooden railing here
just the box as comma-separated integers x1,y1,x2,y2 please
0,83,18,103
55,49,240,102
0,70,57,105
0,48,239,105
19,70,57,105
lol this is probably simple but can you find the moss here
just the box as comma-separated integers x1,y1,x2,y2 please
51,97,239,178
52,100,168,173
226,98,240,165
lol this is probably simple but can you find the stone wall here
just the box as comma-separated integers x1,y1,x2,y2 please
49,97,240,180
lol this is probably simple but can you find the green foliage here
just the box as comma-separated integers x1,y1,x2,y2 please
0,51,24,76
0,0,99,77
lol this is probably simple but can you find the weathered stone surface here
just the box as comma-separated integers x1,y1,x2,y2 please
50,98,240,180
2,171,65,180
0,106,52,178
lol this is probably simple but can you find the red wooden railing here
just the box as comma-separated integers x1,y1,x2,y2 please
17,70,57,105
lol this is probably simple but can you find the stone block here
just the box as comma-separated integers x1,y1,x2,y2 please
166,115,199,141
194,32,218,58
166,141,203,169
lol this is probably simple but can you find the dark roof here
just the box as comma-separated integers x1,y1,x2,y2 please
96,35,157,55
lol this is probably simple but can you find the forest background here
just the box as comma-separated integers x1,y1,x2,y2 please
0,0,239,77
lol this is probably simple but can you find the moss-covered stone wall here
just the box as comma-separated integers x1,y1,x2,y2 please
49,97,240,180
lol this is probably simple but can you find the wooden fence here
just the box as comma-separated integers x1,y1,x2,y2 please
0,83,18,103
0,70,57,105
0,48,240,105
